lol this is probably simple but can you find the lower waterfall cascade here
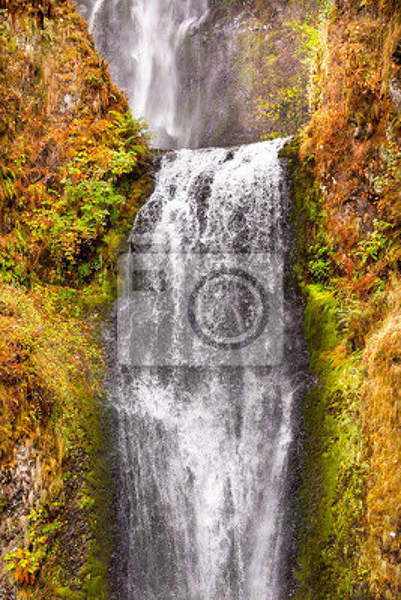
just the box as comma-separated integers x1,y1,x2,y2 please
109,140,306,600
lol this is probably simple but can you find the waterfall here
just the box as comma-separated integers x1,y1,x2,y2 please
109,141,304,600
77,0,247,148
75,1,306,597
85,0,209,147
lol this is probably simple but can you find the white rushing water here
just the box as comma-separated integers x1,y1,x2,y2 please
76,1,305,597
77,0,244,148
80,0,209,146
111,141,303,600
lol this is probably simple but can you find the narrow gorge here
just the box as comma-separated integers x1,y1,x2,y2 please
1,1,401,600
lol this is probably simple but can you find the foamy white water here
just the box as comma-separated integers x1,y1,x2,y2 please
76,2,304,597
110,141,303,600
77,0,247,148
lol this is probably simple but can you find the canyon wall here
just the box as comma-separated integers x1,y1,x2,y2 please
0,2,151,598
285,1,401,597
1,0,401,598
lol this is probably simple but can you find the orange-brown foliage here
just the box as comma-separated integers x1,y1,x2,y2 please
0,0,152,287
363,285,401,598
301,4,401,289
298,2,401,598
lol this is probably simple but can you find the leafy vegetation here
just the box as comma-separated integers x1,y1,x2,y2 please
0,282,113,598
283,1,401,598
1,0,401,598
0,1,152,598
0,1,152,299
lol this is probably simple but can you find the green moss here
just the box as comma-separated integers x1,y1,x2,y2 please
0,2,152,598
296,284,365,600
283,138,367,599
54,588,85,599
282,2,401,597
80,406,114,600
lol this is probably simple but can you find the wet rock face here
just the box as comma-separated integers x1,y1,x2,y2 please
0,582,16,600
0,444,40,527
391,38,401,112
393,39,401,65
390,77,401,112
0,440,93,597
0,443,40,592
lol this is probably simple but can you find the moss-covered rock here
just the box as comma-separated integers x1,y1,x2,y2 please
0,0,152,296
285,2,401,598
0,1,152,598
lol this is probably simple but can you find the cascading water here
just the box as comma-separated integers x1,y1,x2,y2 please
86,0,209,147
109,141,304,600
77,0,306,597
77,0,247,148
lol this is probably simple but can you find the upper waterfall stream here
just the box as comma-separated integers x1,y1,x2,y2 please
78,0,249,148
